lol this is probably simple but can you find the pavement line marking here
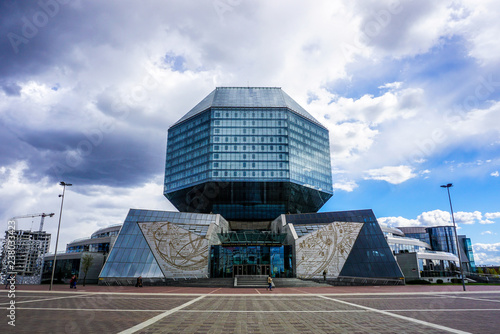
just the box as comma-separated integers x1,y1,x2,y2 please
0,293,93,305
208,288,222,294
255,289,261,294
318,295,472,334
117,295,206,334
17,308,168,312
178,309,500,313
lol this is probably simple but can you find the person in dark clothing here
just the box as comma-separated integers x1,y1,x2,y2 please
136,276,143,287
4,274,15,289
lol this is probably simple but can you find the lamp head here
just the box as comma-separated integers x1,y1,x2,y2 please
440,183,453,188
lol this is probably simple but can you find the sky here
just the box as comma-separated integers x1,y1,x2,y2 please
0,0,499,265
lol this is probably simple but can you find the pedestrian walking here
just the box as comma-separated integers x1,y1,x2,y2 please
266,275,273,291
70,275,77,289
323,269,327,281
135,276,143,287
4,274,14,289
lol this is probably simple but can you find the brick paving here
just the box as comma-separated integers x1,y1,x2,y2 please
1,285,499,333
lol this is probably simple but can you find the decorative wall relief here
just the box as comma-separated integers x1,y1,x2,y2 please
139,222,209,278
295,222,363,279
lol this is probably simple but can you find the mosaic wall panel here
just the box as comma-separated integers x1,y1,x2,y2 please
295,221,363,279
139,222,209,278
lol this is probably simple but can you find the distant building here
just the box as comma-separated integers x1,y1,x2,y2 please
382,225,460,282
381,225,477,283
42,225,121,285
65,224,121,253
0,230,51,284
398,226,476,274
459,235,476,273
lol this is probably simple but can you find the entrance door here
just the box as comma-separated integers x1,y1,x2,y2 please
233,265,244,277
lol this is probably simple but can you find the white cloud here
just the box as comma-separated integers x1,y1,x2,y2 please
473,243,500,260
481,231,495,235
485,212,500,220
479,220,495,225
491,171,499,177
458,0,500,65
455,211,482,225
0,161,174,253
378,216,419,227
332,180,358,192
381,209,496,228
364,165,416,184
380,209,453,228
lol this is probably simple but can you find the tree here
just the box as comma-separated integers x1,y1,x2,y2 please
81,254,94,287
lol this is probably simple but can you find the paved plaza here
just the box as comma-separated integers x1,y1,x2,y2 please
2,285,500,333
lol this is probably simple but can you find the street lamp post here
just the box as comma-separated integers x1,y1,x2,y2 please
49,182,72,291
440,183,466,292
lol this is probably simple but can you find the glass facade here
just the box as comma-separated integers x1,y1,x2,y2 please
460,236,476,272
99,210,220,278
99,220,163,278
402,232,431,245
388,238,428,254
210,245,293,278
67,243,110,253
418,258,458,278
164,87,333,220
42,258,80,283
340,220,403,278
426,226,457,255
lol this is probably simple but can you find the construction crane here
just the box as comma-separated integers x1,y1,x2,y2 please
9,213,55,232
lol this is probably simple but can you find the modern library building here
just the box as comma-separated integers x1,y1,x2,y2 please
99,87,406,284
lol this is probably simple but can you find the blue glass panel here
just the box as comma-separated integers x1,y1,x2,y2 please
340,220,403,279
